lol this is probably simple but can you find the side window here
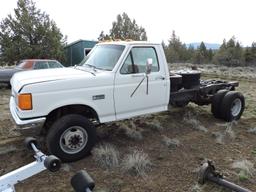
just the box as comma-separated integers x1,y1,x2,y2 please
120,47,159,74
48,61,63,68
33,61,49,69
120,53,134,74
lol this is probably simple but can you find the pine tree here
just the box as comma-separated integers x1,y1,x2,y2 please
165,31,188,63
244,42,256,66
0,0,66,65
213,37,244,66
108,12,147,41
97,31,111,41
193,42,211,64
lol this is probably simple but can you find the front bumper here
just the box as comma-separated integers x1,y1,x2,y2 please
9,96,46,135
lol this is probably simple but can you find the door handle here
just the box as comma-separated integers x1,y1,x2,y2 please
131,74,145,78
155,76,165,80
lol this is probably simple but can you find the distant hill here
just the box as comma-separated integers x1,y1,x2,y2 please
187,42,221,50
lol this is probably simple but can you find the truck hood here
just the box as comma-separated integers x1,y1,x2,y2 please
11,67,95,92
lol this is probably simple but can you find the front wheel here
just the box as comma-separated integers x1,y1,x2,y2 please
46,114,96,162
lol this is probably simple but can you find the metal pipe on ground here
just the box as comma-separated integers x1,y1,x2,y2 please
198,160,252,192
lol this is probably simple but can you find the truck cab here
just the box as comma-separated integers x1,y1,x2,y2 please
10,41,170,162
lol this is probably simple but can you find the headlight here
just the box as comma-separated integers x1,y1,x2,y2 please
18,93,33,110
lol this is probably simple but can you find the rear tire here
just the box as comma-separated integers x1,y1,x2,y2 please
211,90,229,119
220,91,245,122
46,114,96,162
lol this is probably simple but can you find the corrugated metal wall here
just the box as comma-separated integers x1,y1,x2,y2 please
64,40,98,66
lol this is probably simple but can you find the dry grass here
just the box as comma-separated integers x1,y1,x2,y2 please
226,122,236,138
92,143,120,169
247,127,256,135
122,150,152,176
145,119,164,131
212,132,225,144
118,121,143,140
183,111,208,132
61,163,72,172
232,160,255,181
170,63,256,81
107,178,124,192
162,136,180,149
214,122,236,144
189,184,202,192
0,145,17,155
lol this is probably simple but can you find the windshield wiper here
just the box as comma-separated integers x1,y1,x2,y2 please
83,64,111,71
95,67,111,71
84,64,97,71
74,66,96,76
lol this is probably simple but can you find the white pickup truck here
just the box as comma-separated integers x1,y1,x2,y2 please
9,41,245,162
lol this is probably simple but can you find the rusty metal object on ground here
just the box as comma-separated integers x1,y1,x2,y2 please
198,160,252,192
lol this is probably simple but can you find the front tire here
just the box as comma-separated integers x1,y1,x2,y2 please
220,91,245,122
46,114,96,162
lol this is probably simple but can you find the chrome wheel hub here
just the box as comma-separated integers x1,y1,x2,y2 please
231,98,242,117
60,126,88,154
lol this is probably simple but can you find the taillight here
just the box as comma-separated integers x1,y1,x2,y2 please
18,93,32,110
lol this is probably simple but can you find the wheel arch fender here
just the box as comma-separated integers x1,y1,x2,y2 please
47,99,100,119
43,101,101,133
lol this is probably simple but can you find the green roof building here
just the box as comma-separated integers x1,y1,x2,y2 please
64,39,98,66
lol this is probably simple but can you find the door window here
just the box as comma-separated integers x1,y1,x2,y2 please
120,53,135,74
120,47,159,74
48,61,63,68
33,61,49,69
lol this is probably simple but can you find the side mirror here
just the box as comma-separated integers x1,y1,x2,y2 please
146,58,153,75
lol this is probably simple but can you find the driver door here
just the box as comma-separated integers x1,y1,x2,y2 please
114,46,168,120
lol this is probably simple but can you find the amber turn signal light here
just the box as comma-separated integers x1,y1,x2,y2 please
18,93,32,110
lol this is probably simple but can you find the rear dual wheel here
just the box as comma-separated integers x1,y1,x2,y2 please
211,90,229,119
211,90,245,122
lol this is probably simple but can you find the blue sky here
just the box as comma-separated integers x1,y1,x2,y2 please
0,0,255,46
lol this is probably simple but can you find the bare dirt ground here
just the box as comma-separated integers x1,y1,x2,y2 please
0,65,255,192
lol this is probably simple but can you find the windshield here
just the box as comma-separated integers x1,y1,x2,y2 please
81,44,125,71
17,60,27,69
